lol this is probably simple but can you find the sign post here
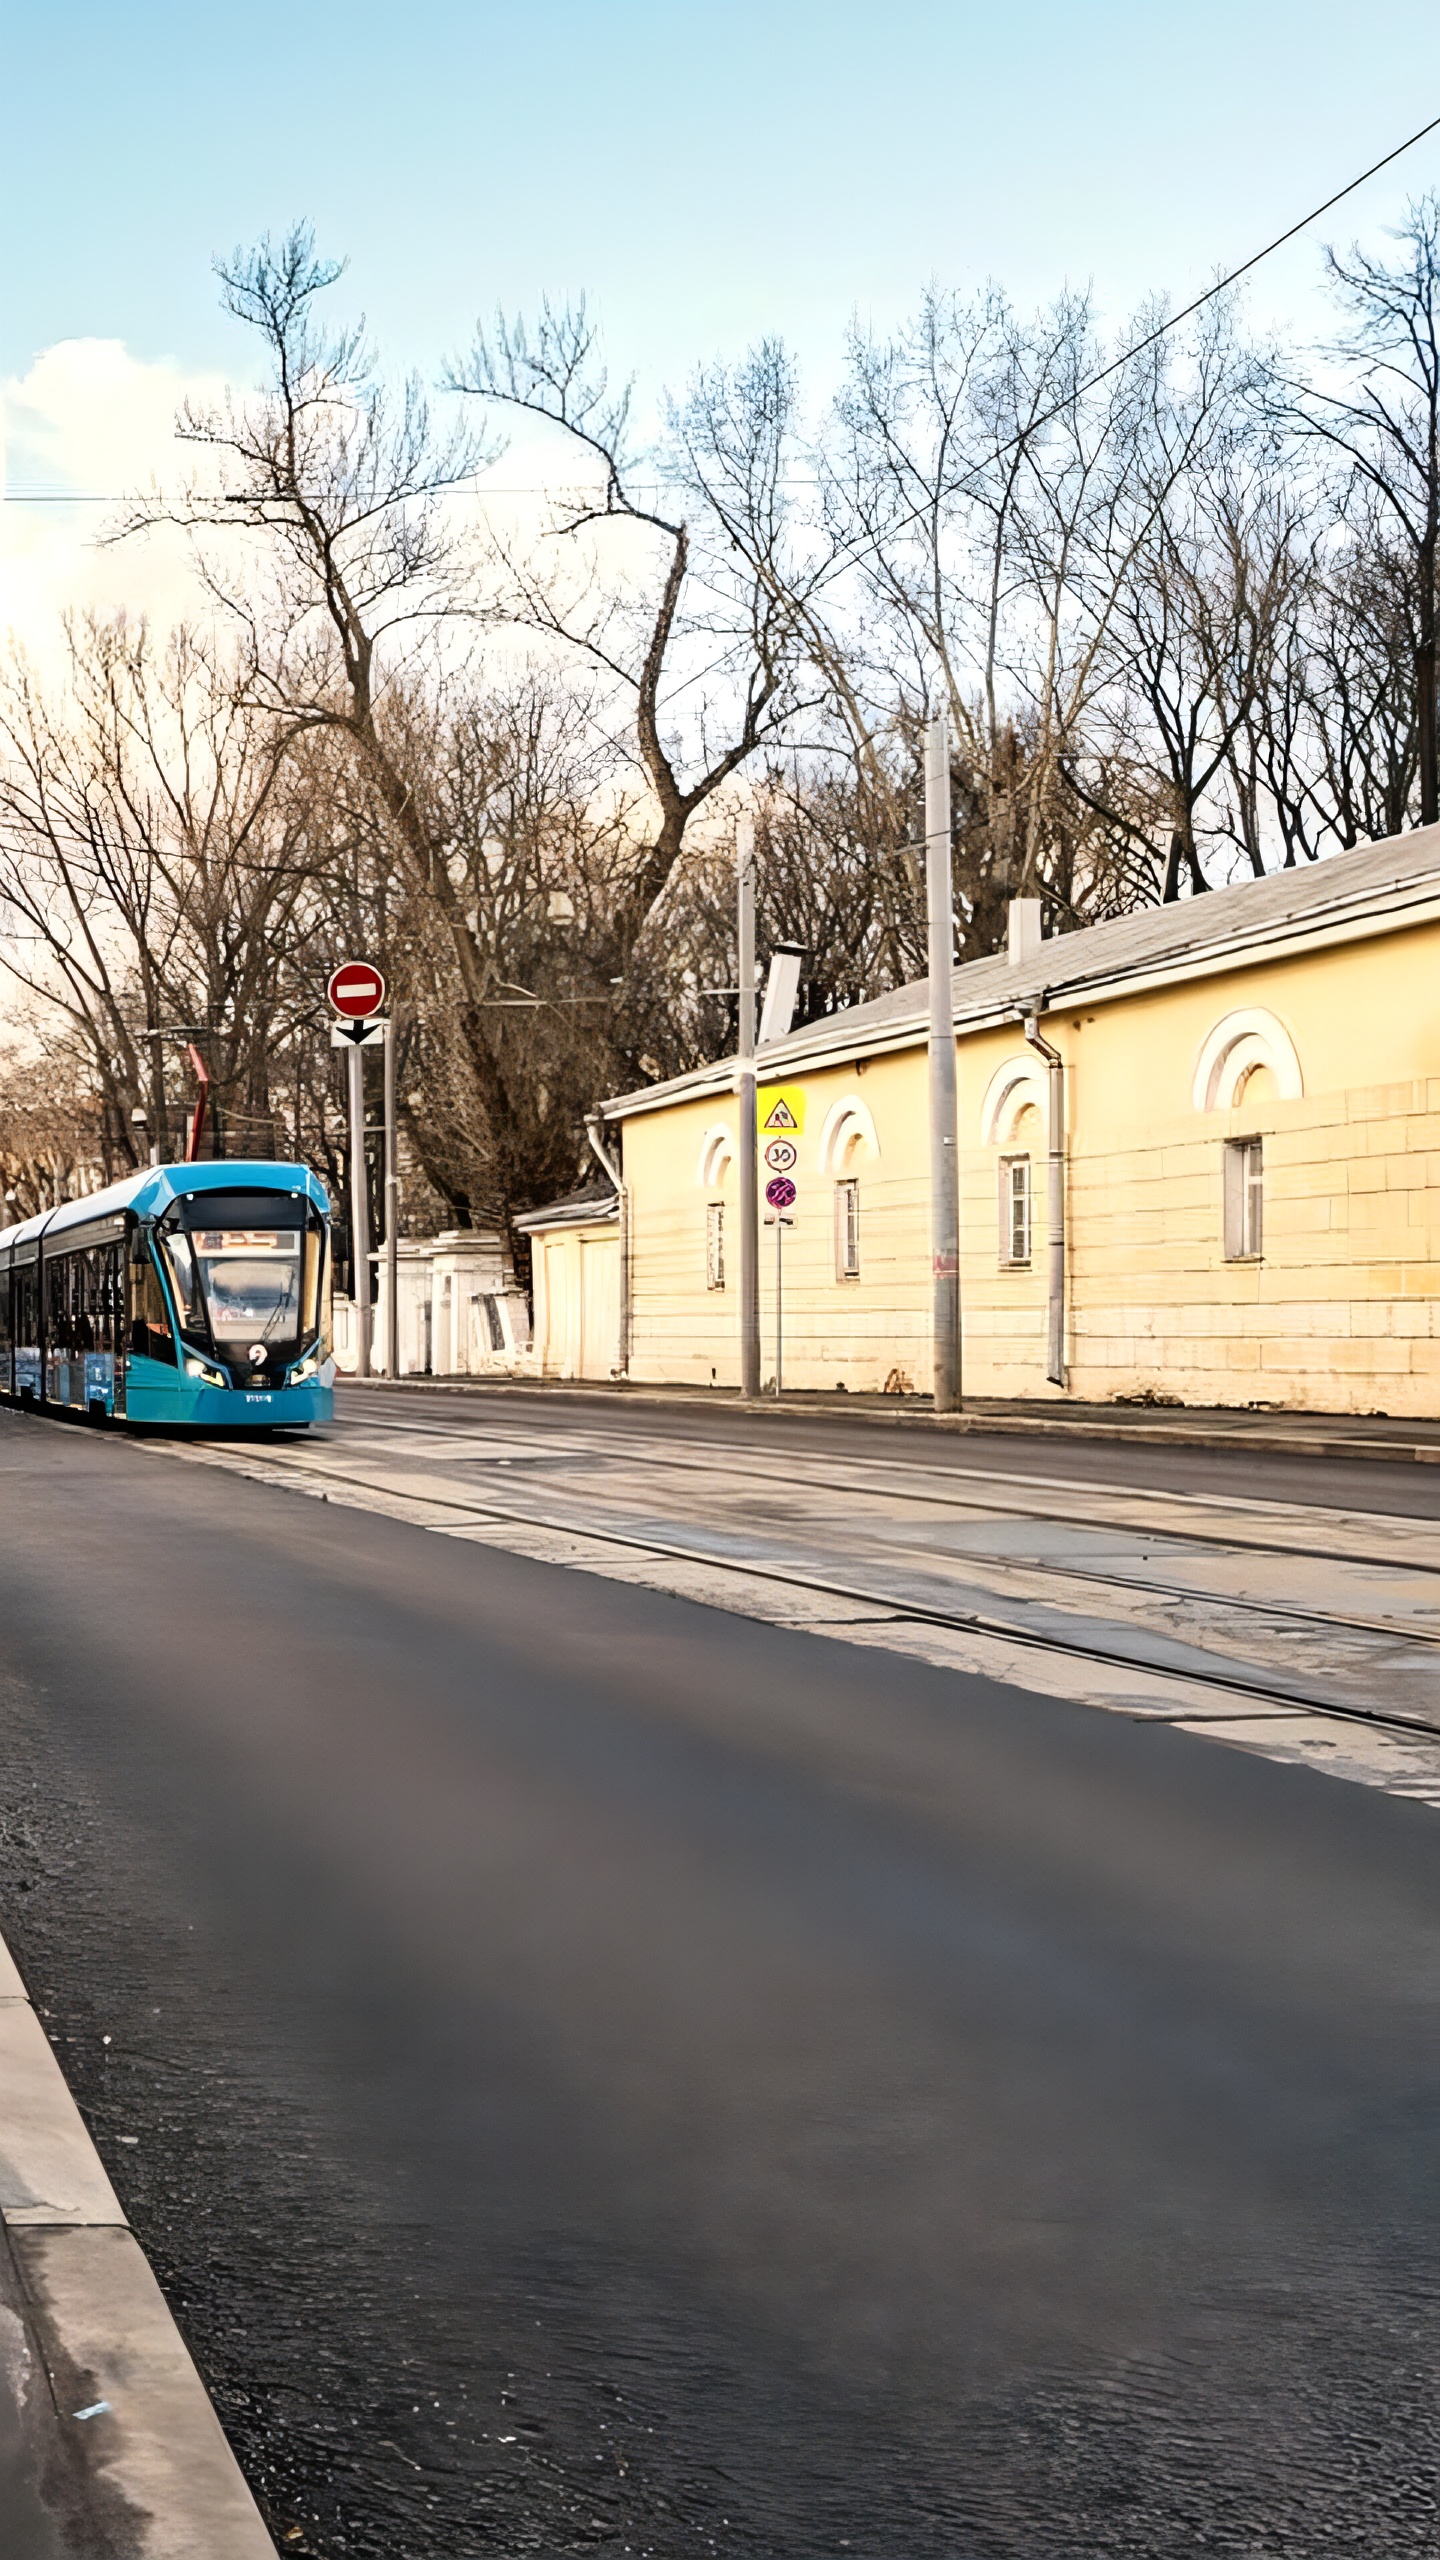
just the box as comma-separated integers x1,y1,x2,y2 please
383,1015,399,1381
736,822,761,1400
328,961,388,1380
764,1174,797,1395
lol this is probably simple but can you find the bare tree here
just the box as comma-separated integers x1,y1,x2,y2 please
1278,194,1440,826
128,229,649,1235
448,303,818,947
2,210,1425,1254
816,288,1254,930
0,1051,109,1216
335,672,647,1229
0,616,315,1160
1303,511,1423,845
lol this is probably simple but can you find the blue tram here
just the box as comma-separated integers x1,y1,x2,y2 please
0,1160,335,1429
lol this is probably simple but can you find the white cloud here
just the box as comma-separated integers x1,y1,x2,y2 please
1,339,230,674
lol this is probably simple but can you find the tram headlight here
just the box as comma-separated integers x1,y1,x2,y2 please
184,1354,228,1387
288,1353,319,1384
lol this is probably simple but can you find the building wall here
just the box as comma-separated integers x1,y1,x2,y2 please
531,1225,621,1379
625,1044,934,1393
335,1229,528,1376
618,916,1440,1415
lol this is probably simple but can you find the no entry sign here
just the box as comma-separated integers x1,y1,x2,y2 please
327,960,387,1020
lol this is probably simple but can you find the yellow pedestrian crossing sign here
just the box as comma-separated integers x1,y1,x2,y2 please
758,1085,806,1135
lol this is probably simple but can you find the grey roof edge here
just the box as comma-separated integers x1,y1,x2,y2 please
599,821,1440,1122
515,1190,619,1234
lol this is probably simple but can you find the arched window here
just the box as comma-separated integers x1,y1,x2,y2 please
1191,1009,1303,1113
815,1098,878,1285
695,1123,735,1188
816,1095,880,1178
979,1056,1048,1148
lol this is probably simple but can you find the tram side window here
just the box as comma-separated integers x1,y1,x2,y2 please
128,1234,177,1364
69,1249,101,1353
14,1262,38,1351
76,1244,120,1353
103,1242,123,1352
46,1253,74,1354
302,1221,328,1348
157,1223,204,1337
0,1263,10,1362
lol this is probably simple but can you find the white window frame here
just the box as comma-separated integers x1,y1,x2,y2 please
999,1154,1031,1268
706,1199,725,1290
1224,1137,1263,1261
834,1178,860,1280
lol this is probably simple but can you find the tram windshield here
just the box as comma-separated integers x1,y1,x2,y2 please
158,1197,325,1368
194,1229,304,1357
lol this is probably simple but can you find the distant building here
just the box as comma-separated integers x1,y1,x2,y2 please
333,1227,530,1376
514,1186,621,1381
528,822,1440,1416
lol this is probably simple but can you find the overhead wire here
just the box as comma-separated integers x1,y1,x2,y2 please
6,111,1438,513
805,108,1440,597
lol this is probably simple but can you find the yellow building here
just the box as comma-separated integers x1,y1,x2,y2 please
525,824,1440,1416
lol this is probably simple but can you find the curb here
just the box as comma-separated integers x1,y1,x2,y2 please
337,1372,1440,1469
0,1928,273,2557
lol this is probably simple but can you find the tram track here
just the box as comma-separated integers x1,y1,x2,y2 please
343,1398,1440,1576
169,1426,1440,1751
327,1404,1440,1663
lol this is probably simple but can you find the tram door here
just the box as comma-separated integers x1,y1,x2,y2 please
44,1240,125,1414
13,1254,40,1400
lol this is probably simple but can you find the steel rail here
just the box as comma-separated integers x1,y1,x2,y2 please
221,1438,1440,1745
332,1411,1440,1636
343,1396,1440,1568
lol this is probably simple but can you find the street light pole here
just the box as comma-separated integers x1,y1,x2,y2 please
926,713,961,1411
737,817,761,1399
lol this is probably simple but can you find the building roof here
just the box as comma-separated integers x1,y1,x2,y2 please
600,821,1440,1121
514,1182,619,1235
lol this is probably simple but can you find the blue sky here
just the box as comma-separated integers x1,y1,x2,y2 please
4,0,1440,410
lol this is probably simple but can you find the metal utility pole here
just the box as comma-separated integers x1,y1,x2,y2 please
383,1016,399,1381
1024,1011,1067,1388
736,818,761,1398
926,713,961,1411
347,1041,372,1378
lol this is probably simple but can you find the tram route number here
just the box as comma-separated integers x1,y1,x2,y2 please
764,1139,798,1174
765,1175,797,1210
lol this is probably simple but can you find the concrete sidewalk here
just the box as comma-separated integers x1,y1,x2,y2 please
0,1931,273,2558
343,1370,1440,1467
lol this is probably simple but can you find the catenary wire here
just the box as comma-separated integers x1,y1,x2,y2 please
7,112,1437,512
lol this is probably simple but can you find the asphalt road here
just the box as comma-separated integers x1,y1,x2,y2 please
0,1403,1436,2557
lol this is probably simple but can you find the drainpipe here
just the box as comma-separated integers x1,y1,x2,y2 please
584,1110,630,1377
1022,1008,1067,1389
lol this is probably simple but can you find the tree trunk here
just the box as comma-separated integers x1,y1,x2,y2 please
1417,534,1437,826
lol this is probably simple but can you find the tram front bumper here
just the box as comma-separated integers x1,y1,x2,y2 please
125,1380,334,1428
